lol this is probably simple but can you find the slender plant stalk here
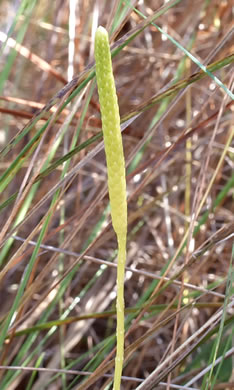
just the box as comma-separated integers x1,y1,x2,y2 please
94,26,127,389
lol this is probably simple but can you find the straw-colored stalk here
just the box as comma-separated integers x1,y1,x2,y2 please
94,26,127,389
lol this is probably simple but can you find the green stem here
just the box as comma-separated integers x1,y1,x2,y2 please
114,235,127,389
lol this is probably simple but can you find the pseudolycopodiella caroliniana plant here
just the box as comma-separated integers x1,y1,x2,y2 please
94,26,127,389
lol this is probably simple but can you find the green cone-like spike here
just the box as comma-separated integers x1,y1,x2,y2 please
95,26,127,237
95,26,127,390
